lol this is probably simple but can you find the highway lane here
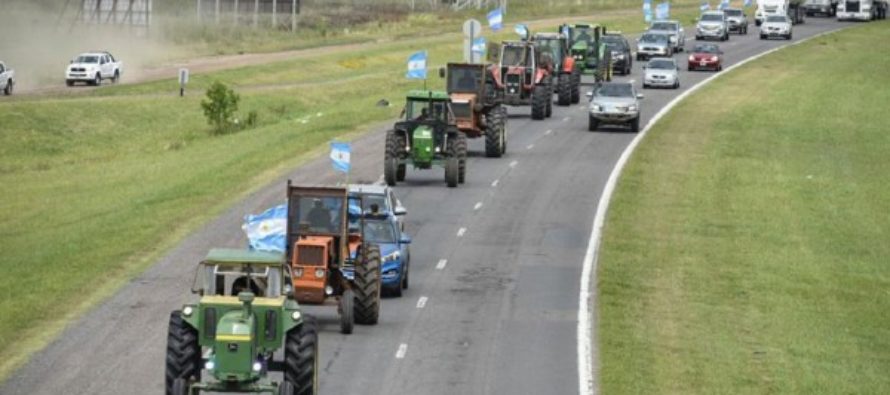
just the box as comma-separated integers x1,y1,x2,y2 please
0,17,847,395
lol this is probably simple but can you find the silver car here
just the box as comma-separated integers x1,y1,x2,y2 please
723,8,750,34
636,33,673,61
696,11,730,41
759,14,792,40
348,184,407,229
646,20,686,52
586,82,644,133
643,58,680,89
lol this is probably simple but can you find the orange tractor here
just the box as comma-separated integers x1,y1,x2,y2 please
439,63,508,158
285,183,381,334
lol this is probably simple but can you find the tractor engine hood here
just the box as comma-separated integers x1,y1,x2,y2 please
211,311,258,382
411,125,436,166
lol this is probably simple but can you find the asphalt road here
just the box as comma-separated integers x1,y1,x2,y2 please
1,18,846,395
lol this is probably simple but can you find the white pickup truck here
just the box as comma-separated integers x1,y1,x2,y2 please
0,61,14,96
65,51,122,86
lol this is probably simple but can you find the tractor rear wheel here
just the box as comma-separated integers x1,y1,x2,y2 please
499,106,508,153
445,157,459,188
353,244,381,324
285,315,319,395
384,130,400,186
571,68,581,103
165,311,201,395
484,107,505,158
339,289,354,334
557,74,572,106
172,378,189,395
531,84,548,120
396,164,406,181
454,133,467,184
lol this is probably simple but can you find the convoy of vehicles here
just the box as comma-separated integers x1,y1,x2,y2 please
65,51,122,86
688,43,725,71
0,61,14,96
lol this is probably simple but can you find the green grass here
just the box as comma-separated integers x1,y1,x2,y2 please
0,3,708,381
597,21,890,394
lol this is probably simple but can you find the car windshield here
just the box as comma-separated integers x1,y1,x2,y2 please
694,44,719,53
363,220,397,243
724,9,742,16
640,34,667,43
75,55,99,63
571,27,593,43
359,194,389,213
405,99,449,121
595,84,633,98
648,59,675,69
603,36,627,49
650,22,675,31
701,13,724,21
766,15,787,22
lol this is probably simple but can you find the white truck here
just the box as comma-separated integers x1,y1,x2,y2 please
836,0,888,20
65,51,123,87
0,61,14,96
756,0,806,24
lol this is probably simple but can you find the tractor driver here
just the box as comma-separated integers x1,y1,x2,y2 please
457,70,477,91
306,198,333,232
414,107,429,121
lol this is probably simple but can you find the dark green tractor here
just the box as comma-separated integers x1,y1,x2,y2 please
166,249,317,395
384,90,468,188
561,23,613,83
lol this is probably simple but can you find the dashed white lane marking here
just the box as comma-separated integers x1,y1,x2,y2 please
396,343,408,359
491,179,500,187
563,116,571,122
509,160,518,168
375,174,385,185
474,202,483,210
436,259,448,270
545,129,553,135
457,227,467,237
416,296,428,309
526,144,534,150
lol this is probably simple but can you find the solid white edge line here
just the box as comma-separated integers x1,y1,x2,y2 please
576,29,842,395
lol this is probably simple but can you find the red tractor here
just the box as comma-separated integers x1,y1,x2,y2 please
532,32,581,106
489,40,555,120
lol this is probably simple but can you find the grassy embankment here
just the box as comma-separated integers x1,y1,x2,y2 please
0,2,705,381
597,21,890,394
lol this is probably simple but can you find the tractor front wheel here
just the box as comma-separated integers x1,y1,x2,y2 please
557,74,572,106
485,107,505,158
165,311,201,395
531,84,548,120
339,289,354,334
353,244,381,324
445,157,459,188
285,315,319,395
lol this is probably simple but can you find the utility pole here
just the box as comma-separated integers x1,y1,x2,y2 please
272,0,277,28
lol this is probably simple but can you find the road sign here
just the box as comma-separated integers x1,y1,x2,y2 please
179,68,189,96
463,19,482,38
463,19,483,63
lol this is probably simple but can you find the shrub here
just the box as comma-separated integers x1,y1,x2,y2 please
201,81,240,134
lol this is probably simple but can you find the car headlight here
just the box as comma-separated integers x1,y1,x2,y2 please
670,35,678,43
710,56,718,61
613,53,625,59
628,105,638,112
591,104,604,112
383,251,401,262
688,55,695,61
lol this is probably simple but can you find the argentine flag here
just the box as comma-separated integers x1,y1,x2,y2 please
718,0,729,9
243,204,287,252
406,51,427,80
330,142,351,173
487,8,504,31
744,0,752,6
701,1,710,11
656,2,670,19
514,23,529,38
472,37,487,54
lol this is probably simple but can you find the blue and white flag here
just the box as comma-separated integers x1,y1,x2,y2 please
472,37,487,54
561,24,571,37
514,23,529,38
655,2,670,19
700,1,710,11
645,11,653,22
243,204,287,252
718,0,729,9
744,0,752,7
487,8,504,31
330,142,351,173
406,51,427,80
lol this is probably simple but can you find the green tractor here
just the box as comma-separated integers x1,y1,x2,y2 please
384,90,468,188
166,249,318,395
560,23,613,83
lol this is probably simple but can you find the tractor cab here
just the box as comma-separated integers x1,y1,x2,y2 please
532,32,569,71
442,63,500,134
284,184,381,333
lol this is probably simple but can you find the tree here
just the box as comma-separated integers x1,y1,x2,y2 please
201,81,240,134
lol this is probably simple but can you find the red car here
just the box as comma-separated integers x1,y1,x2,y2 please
688,43,724,71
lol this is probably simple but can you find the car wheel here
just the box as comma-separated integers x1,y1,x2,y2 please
588,115,598,132
93,73,101,86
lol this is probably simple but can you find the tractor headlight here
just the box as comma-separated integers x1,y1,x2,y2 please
383,251,401,262
434,146,440,153
205,360,215,370
252,362,262,372
325,285,334,295
182,306,193,317
292,311,302,320
314,268,325,278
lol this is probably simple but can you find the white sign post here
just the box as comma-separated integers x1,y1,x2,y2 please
179,68,189,97
463,19,483,64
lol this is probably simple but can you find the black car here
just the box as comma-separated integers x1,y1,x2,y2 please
602,33,633,75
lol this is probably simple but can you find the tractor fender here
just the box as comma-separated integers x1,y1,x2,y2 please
534,68,550,85
563,57,576,74
488,66,504,88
